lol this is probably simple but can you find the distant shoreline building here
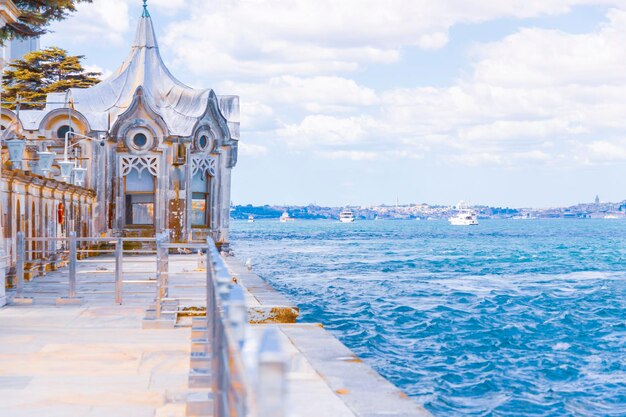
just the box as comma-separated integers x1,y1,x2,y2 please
1,3,239,295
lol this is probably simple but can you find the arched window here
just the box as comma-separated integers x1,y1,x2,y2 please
57,125,74,139
191,172,210,227
125,169,155,226
198,135,208,149
132,133,147,148
195,130,214,152
127,130,153,151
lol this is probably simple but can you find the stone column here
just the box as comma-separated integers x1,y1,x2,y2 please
0,0,21,306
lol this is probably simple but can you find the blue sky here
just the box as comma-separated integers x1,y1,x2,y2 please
42,0,626,208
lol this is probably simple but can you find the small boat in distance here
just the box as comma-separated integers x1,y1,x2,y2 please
449,201,478,226
339,208,355,223
248,215,255,223
279,211,294,222
449,211,478,226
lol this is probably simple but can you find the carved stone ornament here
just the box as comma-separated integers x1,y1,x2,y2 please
120,155,159,178
191,155,217,177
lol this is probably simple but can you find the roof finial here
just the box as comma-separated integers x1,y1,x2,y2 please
142,0,150,17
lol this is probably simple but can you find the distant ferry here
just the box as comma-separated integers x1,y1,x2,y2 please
339,208,355,223
449,201,478,226
449,211,478,226
604,214,620,219
248,215,255,223
279,211,294,223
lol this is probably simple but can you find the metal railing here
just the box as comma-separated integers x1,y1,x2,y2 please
13,231,290,416
15,231,157,303
204,237,288,417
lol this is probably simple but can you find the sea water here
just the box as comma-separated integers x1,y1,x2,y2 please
230,219,626,417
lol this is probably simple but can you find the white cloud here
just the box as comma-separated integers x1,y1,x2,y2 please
276,115,381,149
221,76,377,116
471,8,626,87
457,119,587,144
162,0,626,78
239,101,275,131
83,64,113,80
317,150,379,161
148,0,188,14
335,8,626,165
417,32,450,50
41,0,626,168
239,142,269,157
586,140,626,161
447,152,505,167
46,0,132,44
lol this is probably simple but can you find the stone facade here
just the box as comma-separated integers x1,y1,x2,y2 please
0,169,96,282
0,0,21,306
0,5,239,298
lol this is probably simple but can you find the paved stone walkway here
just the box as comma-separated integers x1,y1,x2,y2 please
0,253,431,417
0,304,191,417
0,254,201,417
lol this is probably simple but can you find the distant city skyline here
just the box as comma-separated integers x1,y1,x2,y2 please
42,0,626,207
233,196,624,210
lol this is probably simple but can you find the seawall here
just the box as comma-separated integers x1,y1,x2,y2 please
224,256,432,417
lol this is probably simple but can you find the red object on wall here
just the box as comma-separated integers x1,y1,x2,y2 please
58,203,65,225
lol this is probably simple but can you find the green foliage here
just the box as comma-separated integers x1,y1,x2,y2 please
2,47,101,109
0,1,92,44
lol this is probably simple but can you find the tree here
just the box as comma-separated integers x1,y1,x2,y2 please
2,47,101,109
0,1,92,45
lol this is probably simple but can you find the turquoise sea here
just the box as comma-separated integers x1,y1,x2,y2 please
230,219,626,417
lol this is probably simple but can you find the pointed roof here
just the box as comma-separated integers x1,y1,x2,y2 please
68,8,212,137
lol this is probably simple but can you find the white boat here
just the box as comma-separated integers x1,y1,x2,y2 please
339,208,355,223
449,201,478,226
248,215,255,223
449,211,478,226
279,211,294,222
604,214,620,219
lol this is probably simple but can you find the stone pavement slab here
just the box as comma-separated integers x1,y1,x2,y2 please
0,304,191,417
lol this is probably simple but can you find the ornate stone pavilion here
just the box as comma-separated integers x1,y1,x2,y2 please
0,3,239,293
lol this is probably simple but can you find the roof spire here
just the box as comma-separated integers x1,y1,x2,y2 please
142,0,150,17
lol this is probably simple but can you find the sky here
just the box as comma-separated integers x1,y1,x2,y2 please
40,0,626,208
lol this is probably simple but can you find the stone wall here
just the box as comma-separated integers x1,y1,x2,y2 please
1,168,96,287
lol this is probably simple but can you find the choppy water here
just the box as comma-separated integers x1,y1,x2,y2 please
230,219,626,417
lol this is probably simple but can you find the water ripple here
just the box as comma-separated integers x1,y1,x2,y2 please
231,219,626,416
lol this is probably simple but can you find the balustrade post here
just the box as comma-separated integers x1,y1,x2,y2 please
161,231,169,299
206,237,215,358
115,238,123,304
16,232,24,297
214,257,232,302
256,326,288,417
228,285,247,348
206,238,224,417
155,235,162,319
68,232,77,298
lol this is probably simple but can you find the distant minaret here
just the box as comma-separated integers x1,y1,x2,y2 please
595,195,600,205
